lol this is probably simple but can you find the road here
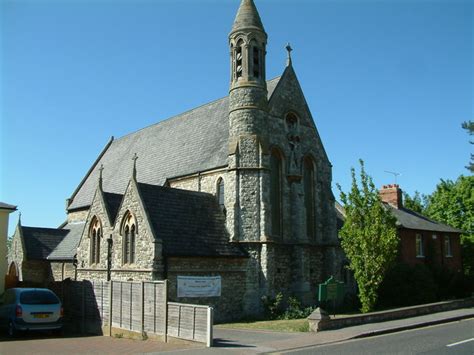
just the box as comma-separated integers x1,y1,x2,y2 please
282,319,474,355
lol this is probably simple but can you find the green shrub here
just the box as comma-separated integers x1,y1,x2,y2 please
280,297,315,320
261,292,284,319
262,293,316,320
378,263,437,308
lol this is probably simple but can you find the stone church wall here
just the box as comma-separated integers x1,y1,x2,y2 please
262,244,325,306
51,262,76,281
76,190,112,273
8,230,24,281
21,260,52,285
76,184,162,282
166,256,247,323
67,209,89,223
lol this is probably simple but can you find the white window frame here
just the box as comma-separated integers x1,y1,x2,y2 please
416,233,424,258
444,235,453,257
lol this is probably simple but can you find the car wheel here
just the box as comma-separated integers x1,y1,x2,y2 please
7,321,17,338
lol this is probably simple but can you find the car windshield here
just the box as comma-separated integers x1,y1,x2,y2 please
20,290,60,305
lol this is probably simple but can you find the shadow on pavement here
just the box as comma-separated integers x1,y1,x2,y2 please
213,337,256,348
0,329,96,342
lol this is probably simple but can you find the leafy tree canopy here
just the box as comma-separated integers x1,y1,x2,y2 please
402,190,427,214
424,175,474,275
425,176,473,235
462,120,474,173
337,160,398,313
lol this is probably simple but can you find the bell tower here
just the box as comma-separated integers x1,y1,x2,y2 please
228,0,269,243
229,0,268,139
229,0,267,93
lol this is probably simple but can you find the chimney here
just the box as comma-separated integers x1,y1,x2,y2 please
379,184,403,209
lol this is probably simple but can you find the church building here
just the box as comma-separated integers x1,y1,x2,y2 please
9,0,343,321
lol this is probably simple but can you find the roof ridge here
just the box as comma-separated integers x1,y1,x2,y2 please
22,225,66,232
103,191,124,197
138,182,214,199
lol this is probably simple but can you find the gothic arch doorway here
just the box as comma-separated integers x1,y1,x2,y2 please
5,262,19,289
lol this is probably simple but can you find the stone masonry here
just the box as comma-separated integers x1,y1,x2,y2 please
67,0,345,321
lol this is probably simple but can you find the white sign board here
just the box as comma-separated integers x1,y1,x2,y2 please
177,276,221,298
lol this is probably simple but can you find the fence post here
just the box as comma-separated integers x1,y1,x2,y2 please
141,281,145,336
120,282,123,328
81,281,85,335
206,307,213,348
164,280,168,343
109,281,113,336
130,282,133,331
177,305,181,337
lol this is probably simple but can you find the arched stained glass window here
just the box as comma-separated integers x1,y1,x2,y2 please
217,178,226,216
89,217,101,265
122,212,137,265
304,157,315,239
271,149,283,236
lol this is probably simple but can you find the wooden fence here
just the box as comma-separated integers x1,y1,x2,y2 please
49,280,213,346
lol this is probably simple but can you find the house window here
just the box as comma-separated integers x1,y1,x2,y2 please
217,177,226,216
416,234,424,257
270,148,283,236
444,236,452,257
89,217,101,265
122,212,137,265
304,156,315,239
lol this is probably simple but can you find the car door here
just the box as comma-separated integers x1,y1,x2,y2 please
0,290,14,328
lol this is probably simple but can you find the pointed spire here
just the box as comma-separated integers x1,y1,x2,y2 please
286,42,293,66
18,212,22,226
132,153,138,181
231,0,265,35
98,164,104,191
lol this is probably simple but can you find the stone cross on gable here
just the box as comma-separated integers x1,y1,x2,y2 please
132,153,138,181
286,42,293,66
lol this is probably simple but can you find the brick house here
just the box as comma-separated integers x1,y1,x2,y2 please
8,0,345,321
380,184,463,272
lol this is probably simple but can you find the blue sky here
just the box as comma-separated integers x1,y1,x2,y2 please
1,0,472,236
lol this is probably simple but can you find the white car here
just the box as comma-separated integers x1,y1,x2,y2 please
0,288,63,336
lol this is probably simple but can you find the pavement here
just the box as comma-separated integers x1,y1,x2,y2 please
157,307,474,354
1,307,472,354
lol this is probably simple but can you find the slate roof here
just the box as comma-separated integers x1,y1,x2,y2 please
138,183,247,258
68,77,281,211
386,204,462,233
231,0,265,34
334,202,460,234
48,222,86,261
103,192,123,225
21,226,69,260
0,202,17,210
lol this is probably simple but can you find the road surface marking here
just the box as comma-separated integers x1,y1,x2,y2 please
446,338,474,347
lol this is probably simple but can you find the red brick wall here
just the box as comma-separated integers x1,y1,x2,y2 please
398,228,462,272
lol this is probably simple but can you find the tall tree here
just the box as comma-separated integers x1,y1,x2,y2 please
425,176,474,275
337,160,398,313
402,191,427,214
462,120,474,173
